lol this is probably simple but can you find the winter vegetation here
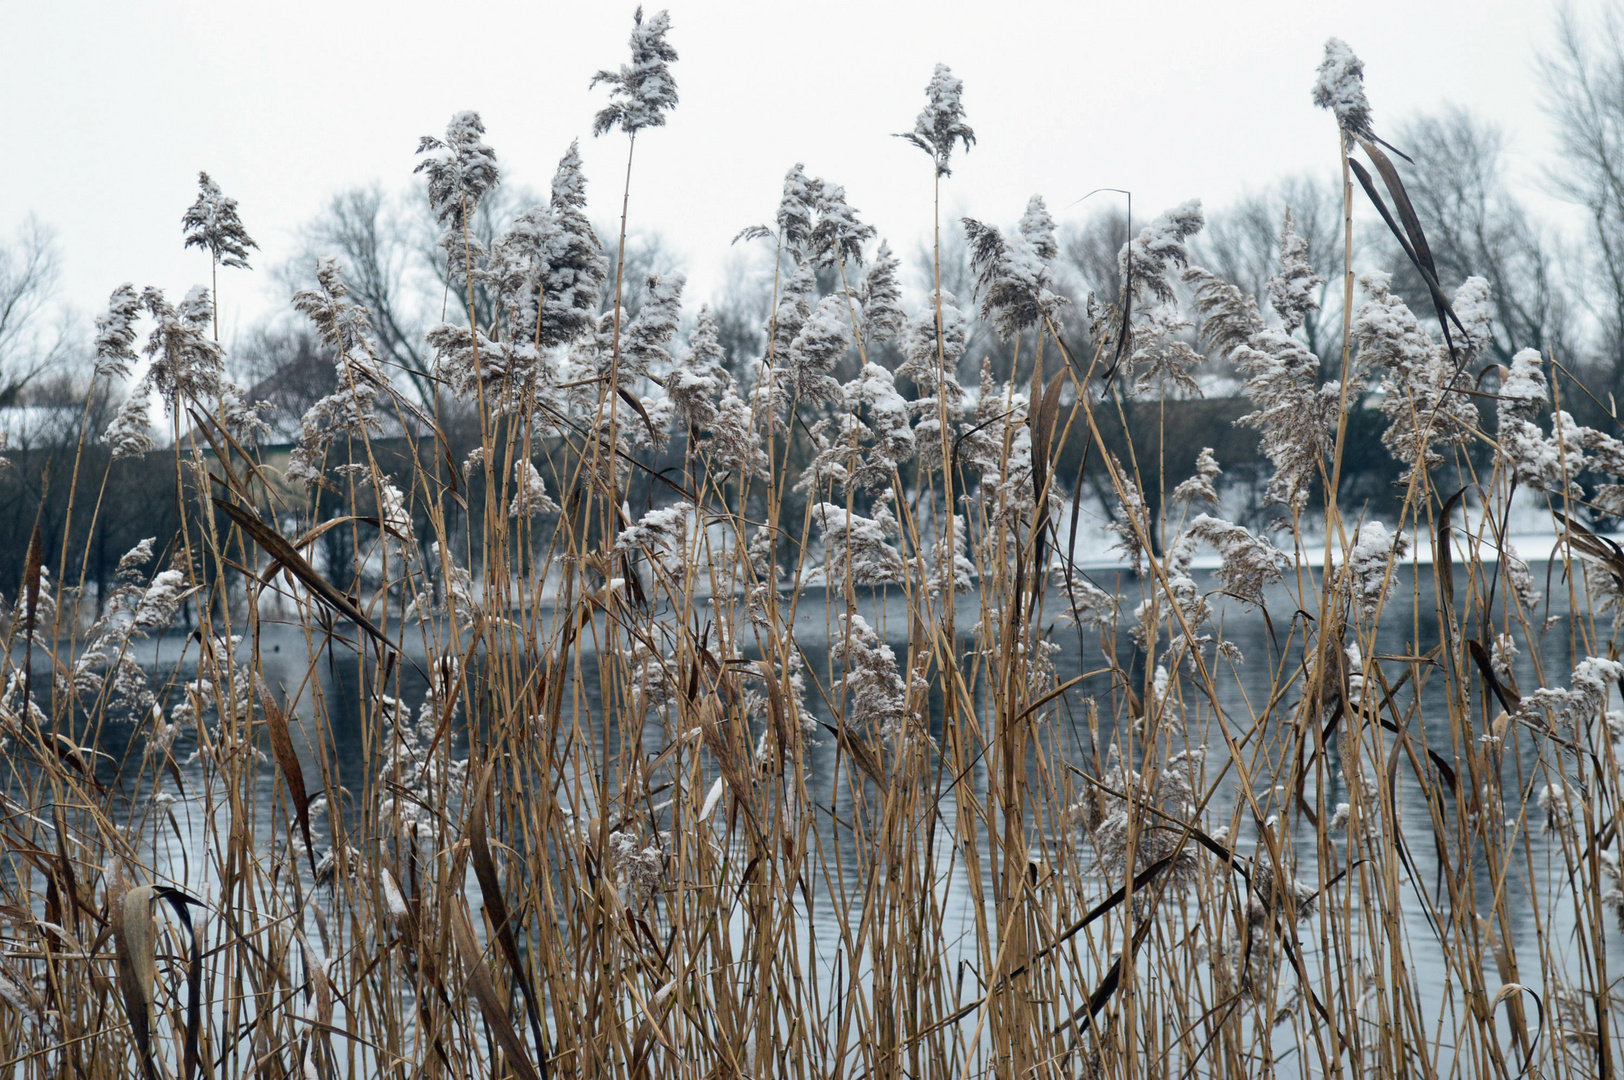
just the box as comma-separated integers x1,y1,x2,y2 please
9,7,1624,1079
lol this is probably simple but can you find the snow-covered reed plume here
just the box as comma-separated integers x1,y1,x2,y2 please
1352,271,1478,480
813,500,906,587
141,286,227,409
488,140,608,388
104,385,154,460
929,514,977,597
962,195,1066,340
1185,514,1287,606
668,306,729,432
1520,657,1624,731
100,284,268,448
859,241,906,344
1171,447,1223,508
1347,520,1410,621
615,502,691,559
416,110,500,289
509,461,560,519
591,7,678,138
786,294,850,406
899,63,976,177
832,613,909,739
30,29,1624,1080
1312,38,1374,140
287,258,388,488
182,172,257,272
810,181,876,270
1268,208,1324,336
1190,209,1336,510
93,284,142,381
895,291,969,467
1119,200,1206,394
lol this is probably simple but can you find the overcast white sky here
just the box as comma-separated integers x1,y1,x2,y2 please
0,0,1603,350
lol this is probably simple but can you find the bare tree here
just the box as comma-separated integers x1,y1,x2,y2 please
1196,175,1343,362
708,248,771,377
1390,108,1574,366
0,218,72,408
1060,206,1131,307
281,181,682,414
234,325,336,436
1542,4,1624,378
281,187,435,404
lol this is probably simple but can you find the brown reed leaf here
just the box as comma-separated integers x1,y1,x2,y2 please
254,516,387,585
756,659,791,774
451,905,543,1080
696,693,760,835
468,764,550,1074
296,931,333,1078
257,681,315,874
1435,487,1469,621
1563,514,1624,593
1347,150,1463,354
152,886,206,1080
819,721,887,788
212,495,402,664
1468,640,1522,715
114,883,158,1080
1029,369,1067,618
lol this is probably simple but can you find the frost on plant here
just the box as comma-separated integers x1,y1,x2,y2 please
812,501,905,587
142,286,227,410
510,461,560,519
378,659,469,847
591,7,679,138
832,614,909,739
182,172,257,270
1353,272,1477,480
1347,521,1409,621
93,284,142,380
963,198,1066,340
1312,38,1374,139
832,362,915,491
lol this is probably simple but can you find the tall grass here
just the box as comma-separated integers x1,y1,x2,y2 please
4,27,1624,1080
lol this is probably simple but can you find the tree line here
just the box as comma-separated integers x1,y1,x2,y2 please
2,6,1623,600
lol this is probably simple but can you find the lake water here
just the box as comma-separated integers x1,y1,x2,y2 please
56,557,1624,1072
